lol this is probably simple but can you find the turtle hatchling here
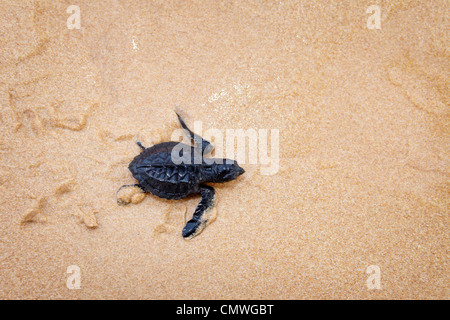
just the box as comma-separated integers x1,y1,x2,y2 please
117,113,245,239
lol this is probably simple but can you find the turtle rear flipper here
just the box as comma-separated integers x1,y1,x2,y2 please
136,141,146,151
182,185,216,239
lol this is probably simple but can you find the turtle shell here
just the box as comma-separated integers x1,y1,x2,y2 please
128,142,202,199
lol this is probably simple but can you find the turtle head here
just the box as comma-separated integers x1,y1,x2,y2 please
212,160,245,182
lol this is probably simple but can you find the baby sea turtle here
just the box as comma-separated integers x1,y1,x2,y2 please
117,113,245,239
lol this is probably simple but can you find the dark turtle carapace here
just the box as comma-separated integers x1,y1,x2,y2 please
117,114,245,239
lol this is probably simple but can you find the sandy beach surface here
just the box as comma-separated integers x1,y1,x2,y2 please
0,0,448,299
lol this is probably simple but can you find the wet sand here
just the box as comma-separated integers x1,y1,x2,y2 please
0,1,448,299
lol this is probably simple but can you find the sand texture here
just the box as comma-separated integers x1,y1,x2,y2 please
0,1,448,299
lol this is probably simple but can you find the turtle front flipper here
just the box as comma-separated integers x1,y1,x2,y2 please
182,185,216,239
176,113,213,155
